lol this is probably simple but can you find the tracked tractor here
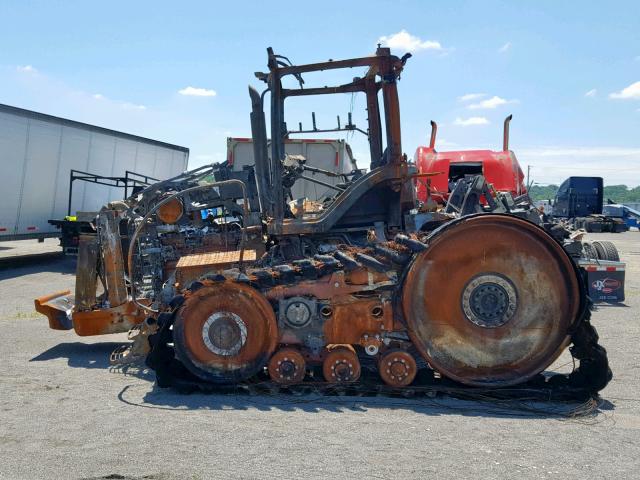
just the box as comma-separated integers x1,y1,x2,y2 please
35,47,610,397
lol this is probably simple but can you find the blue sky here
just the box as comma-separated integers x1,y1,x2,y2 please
1,0,638,186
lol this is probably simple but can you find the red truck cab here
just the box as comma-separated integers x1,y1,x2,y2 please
414,116,526,204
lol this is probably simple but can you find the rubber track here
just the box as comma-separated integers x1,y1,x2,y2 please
145,240,611,400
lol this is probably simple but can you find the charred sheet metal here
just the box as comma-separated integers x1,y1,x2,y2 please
75,234,98,311
97,210,128,307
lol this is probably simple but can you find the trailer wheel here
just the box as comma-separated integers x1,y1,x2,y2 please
592,241,620,262
582,242,598,260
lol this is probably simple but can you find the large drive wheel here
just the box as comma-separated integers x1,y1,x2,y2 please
402,214,583,387
173,282,278,383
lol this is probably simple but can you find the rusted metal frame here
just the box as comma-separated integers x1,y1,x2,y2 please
265,48,405,234
365,77,383,168
71,300,148,336
282,82,367,97
269,71,286,225
127,180,250,314
275,56,381,76
380,62,403,167
263,271,395,301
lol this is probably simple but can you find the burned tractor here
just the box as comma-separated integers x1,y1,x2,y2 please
36,47,610,397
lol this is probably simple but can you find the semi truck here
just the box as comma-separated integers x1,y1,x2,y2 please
553,176,628,233
0,103,189,243
414,116,526,205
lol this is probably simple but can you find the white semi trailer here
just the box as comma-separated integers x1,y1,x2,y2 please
0,103,189,241
226,137,358,201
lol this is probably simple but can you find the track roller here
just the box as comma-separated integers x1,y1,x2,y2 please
378,349,417,387
323,347,361,383
268,348,306,385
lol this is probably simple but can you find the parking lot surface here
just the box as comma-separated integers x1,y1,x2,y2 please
1,233,638,479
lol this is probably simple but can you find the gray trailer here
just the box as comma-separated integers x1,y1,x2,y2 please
0,103,189,241
226,137,358,201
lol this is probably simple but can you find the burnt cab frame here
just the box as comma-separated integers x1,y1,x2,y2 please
249,47,414,235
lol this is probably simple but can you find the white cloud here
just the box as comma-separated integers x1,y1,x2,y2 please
609,81,640,100
436,139,459,148
179,86,217,97
92,92,145,110
377,30,443,53
16,65,37,73
121,102,146,111
519,146,640,186
498,42,511,53
519,146,640,157
458,93,486,102
468,95,516,109
584,89,597,98
453,116,490,126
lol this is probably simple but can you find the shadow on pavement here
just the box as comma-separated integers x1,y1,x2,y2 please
121,384,605,419
30,342,119,370
595,303,630,308
31,341,611,419
0,254,74,279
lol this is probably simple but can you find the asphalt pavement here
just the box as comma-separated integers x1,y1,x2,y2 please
0,233,638,479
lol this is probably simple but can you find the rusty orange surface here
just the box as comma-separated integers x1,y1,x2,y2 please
264,270,393,301
378,349,417,387
173,282,277,382
72,300,148,336
322,347,361,383
268,348,306,384
35,291,148,336
34,290,73,330
157,197,184,224
402,214,580,387
175,249,257,287
323,296,392,344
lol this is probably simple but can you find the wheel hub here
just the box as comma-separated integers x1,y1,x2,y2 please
462,274,517,328
378,350,417,387
389,360,409,379
202,311,247,356
268,348,306,384
279,359,296,377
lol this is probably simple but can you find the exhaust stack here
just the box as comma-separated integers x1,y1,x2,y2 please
503,114,513,151
429,120,437,149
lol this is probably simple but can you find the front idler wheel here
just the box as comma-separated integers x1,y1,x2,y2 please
172,282,278,384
